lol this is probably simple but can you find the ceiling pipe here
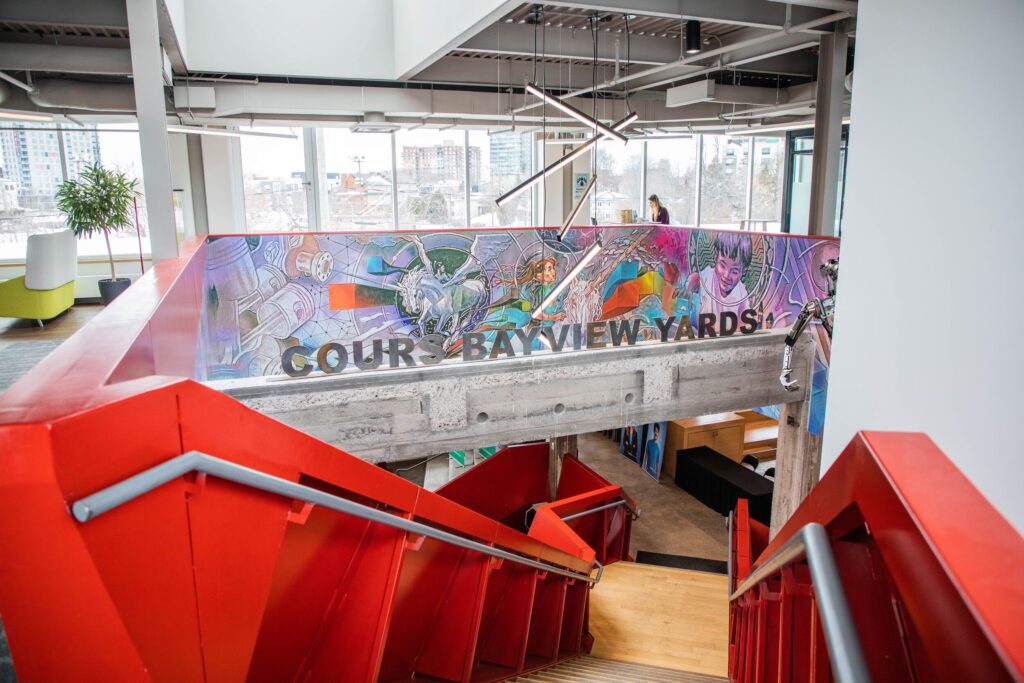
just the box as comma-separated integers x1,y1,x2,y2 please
511,11,849,115
0,43,133,76
764,0,858,14
0,71,33,93
28,79,136,112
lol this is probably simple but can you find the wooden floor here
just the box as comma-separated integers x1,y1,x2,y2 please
0,304,102,344
588,561,729,678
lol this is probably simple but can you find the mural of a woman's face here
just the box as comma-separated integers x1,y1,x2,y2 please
537,260,558,285
714,253,745,296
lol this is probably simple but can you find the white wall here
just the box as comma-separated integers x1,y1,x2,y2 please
163,0,188,63
822,0,1024,533
183,0,394,79
392,0,512,79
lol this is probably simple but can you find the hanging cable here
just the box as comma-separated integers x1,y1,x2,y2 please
623,14,632,114
591,14,599,200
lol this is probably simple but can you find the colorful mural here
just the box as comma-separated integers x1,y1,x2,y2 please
200,226,839,433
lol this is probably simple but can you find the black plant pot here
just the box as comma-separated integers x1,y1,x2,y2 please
98,277,132,305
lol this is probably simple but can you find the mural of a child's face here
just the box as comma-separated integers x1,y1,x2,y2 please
714,252,746,296
537,260,558,285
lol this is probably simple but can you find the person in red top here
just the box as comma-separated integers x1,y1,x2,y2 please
648,194,670,224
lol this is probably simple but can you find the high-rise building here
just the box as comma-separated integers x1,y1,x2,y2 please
0,124,100,209
488,133,531,177
401,140,481,186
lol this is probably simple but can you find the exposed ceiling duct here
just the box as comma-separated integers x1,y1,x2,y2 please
0,43,132,76
28,78,136,112
666,80,788,108
352,111,401,133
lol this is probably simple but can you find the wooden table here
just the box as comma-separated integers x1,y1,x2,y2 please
663,412,746,479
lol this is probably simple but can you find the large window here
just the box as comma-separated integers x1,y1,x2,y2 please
396,129,466,229
784,130,848,235
750,137,784,230
646,137,697,225
468,130,532,227
239,127,308,232
595,141,642,223
321,128,394,231
700,135,751,228
0,123,149,261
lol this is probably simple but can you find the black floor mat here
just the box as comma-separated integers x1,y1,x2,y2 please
636,550,727,575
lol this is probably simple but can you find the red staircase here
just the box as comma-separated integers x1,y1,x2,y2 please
728,432,1024,682
0,238,636,682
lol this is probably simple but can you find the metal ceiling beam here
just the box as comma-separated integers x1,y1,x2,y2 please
625,31,819,91
765,0,858,14
0,43,132,75
538,0,837,31
460,22,684,66
413,55,705,91
512,11,846,113
0,0,128,29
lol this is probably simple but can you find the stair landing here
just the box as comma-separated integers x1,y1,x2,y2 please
587,561,729,677
517,655,728,682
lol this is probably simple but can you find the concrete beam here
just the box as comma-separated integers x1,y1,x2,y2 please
220,329,814,463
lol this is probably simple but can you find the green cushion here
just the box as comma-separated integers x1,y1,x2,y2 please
0,276,76,320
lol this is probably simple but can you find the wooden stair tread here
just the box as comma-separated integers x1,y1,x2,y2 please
586,562,728,678
519,655,729,682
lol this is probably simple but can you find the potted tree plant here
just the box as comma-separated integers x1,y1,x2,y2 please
56,164,140,305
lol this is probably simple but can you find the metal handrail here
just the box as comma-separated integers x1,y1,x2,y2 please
729,522,872,683
726,511,733,594
72,451,599,584
560,499,627,521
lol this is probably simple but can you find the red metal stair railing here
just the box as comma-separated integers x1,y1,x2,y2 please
727,432,1024,683
0,237,634,683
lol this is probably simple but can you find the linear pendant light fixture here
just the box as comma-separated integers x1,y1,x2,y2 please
0,109,54,122
558,174,596,240
525,83,628,143
532,242,603,320
495,111,638,207
167,125,298,139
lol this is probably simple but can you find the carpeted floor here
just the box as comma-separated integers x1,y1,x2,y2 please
0,340,63,393
577,432,728,562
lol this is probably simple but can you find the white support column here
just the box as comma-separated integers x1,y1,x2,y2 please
303,128,327,230
639,140,648,216
186,135,209,235
201,133,246,233
125,0,178,262
807,23,849,236
464,129,472,227
744,137,755,221
694,135,703,226
390,133,399,230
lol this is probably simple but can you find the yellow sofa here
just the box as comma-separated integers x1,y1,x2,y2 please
0,231,77,326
